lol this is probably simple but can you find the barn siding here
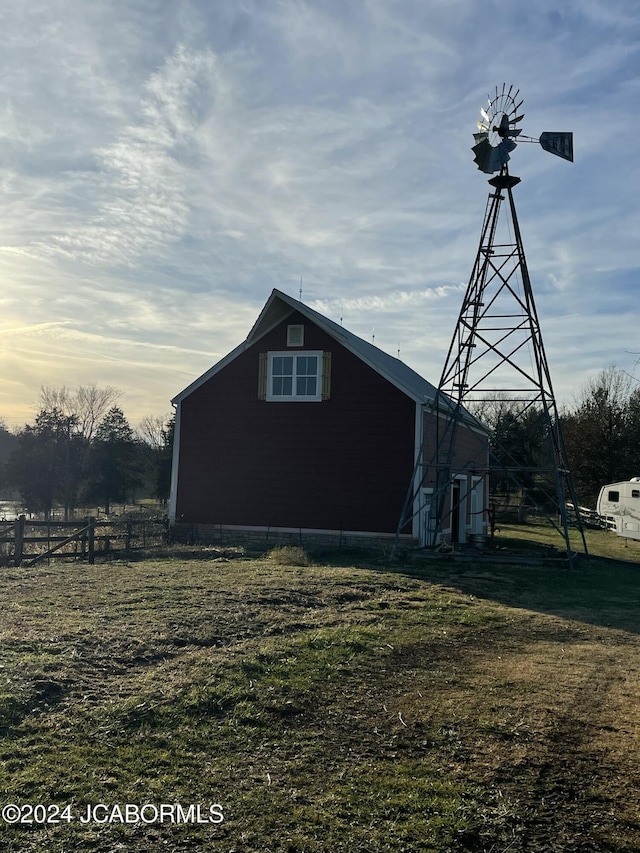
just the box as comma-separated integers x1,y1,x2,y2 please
420,411,489,486
174,310,417,534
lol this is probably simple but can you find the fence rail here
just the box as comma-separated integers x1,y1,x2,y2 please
571,504,612,529
0,515,169,566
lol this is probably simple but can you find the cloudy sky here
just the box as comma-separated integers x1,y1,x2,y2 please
1,0,638,428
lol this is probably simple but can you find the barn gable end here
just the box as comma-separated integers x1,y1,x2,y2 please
170,289,489,548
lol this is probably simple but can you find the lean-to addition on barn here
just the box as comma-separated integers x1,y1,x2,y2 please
169,289,489,549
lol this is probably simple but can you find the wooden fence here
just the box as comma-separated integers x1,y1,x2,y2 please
0,516,169,567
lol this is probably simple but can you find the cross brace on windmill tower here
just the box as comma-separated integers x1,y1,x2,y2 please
397,85,588,563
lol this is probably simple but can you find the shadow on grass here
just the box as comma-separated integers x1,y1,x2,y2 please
327,533,640,636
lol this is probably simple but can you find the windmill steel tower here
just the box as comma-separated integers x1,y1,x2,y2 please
399,85,587,560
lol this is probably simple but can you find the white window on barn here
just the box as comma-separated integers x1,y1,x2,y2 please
268,351,321,401
258,351,331,402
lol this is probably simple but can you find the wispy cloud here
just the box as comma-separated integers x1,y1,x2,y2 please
27,45,218,266
310,285,465,316
0,0,638,424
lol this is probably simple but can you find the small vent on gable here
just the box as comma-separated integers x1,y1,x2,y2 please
287,324,304,346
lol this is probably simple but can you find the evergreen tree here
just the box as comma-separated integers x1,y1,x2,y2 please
5,408,82,517
470,395,548,502
155,415,175,505
88,407,142,514
0,420,17,466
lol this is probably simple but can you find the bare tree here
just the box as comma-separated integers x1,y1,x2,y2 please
136,414,175,504
75,384,122,442
39,385,72,415
136,414,170,450
39,384,122,442
569,365,636,414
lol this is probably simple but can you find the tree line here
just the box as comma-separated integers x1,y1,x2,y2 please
563,367,640,504
0,385,174,518
0,368,637,519
473,366,640,508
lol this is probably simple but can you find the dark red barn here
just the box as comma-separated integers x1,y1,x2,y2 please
169,289,489,548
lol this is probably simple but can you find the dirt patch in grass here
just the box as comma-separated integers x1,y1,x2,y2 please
0,554,639,850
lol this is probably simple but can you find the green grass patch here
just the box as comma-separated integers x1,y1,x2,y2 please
494,516,640,563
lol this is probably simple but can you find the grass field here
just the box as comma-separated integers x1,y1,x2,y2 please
0,524,639,851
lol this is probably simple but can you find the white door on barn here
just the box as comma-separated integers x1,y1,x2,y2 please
419,488,435,547
451,477,467,543
470,477,485,535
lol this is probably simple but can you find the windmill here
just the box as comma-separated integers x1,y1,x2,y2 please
398,84,587,562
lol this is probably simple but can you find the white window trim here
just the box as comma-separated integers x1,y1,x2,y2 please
266,350,323,402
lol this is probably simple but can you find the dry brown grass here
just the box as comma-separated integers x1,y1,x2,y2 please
266,544,312,566
0,545,639,850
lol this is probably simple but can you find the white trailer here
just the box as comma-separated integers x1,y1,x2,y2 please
596,477,640,541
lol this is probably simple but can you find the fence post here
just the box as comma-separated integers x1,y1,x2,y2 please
14,515,25,567
126,517,132,551
88,517,95,565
